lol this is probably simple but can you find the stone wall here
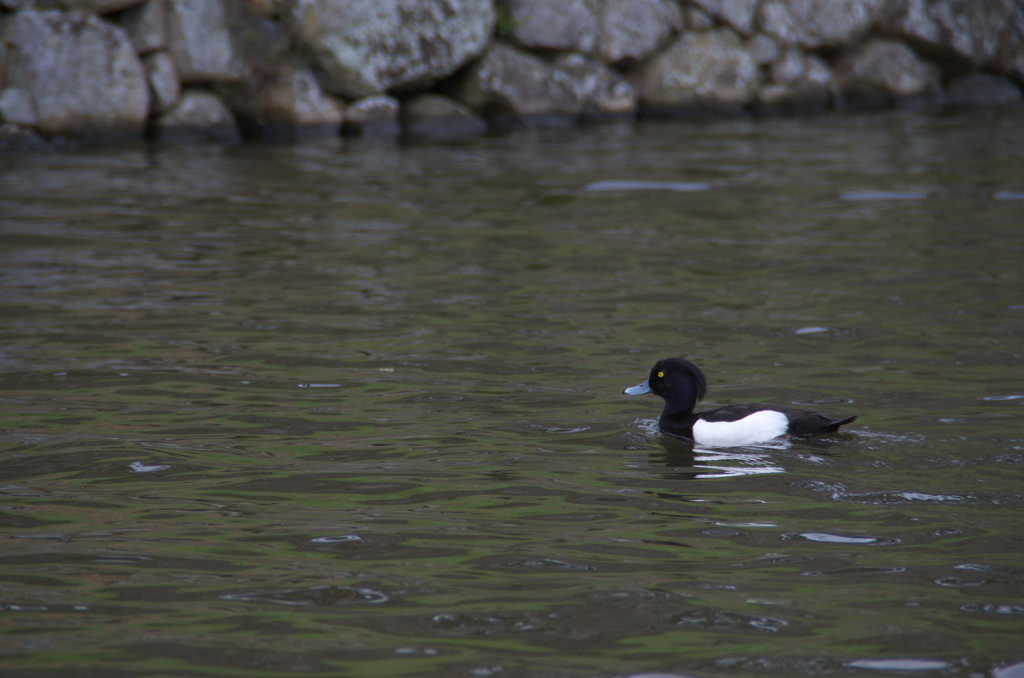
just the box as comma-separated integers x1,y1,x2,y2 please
1,0,1022,149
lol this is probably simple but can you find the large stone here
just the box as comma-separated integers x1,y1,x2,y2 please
758,49,833,113
143,50,180,114
403,93,487,141
683,6,716,31
995,33,1024,85
247,67,344,140
747,33,780,65
284,0,495,99
38,0,146,12
993,3,1024,84
756,0,802,45
0,16,5,68
502,0,598,54
0,122,60,152
944,73,1023,106
758,0,886,48
143,50,181,112
688,0,760,36
630,28,759,114
166,0,247,82
597,0,683,65
0,10,149,140
0,88,37,126
243,0,279,17
552,52,637,118
344,94,401,137
154,89,241,143
880,0,1024,69
833,38,941,105
167,0,289,84
451,42,582,124
119,0,167,55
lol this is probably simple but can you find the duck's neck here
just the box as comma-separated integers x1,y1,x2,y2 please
660,380,700,419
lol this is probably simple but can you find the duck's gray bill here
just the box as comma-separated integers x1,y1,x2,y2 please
623,380,651,396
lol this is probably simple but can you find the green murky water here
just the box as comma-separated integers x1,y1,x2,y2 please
1,112,1023,678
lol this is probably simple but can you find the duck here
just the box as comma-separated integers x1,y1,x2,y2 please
623,357,857,446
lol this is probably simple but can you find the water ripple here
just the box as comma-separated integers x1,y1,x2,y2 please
845,658,951,671
584,180,711,192
221,585,389,606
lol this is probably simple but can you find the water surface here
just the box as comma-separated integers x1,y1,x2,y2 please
1,111,1023,677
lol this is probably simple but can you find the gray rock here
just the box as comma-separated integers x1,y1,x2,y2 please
756,0,802,46
747,33,780,65
154,89,241,143
167,0,247,83
880,0,1024,68
758,49,833,112
630,28,759,115
502,0,598,54
345,94,401,137
284,0,495,99
770,49,808,84
0,87,38,127
403,93,487,141
37,0,146,13
994,4,1024,84
878,0,944,51
0,122,57,152
143,50,180,114
451,42,582,125
0,10,149,140
945,73,1023,106
244,0,279,16
758,0,885,49
167,0,288,84
552,52,636,118
119,0,167,54
689,0,760,36
248,68,344,140
683,6,716,32
995,32,1024,86
597,0,683,65
834,38,941,106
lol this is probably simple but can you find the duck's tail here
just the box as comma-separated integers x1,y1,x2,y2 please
788,412,858,437
822,414,858,433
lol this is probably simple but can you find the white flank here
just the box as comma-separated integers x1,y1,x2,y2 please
692,410,790,447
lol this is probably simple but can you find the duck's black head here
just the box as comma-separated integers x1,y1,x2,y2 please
623,357,708,414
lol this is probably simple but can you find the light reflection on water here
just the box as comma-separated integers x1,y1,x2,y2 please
1,111,1023,677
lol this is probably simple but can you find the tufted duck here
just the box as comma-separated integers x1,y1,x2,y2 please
624,358,857,446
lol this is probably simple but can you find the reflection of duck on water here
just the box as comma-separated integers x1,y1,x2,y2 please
625,433,787,480
624,358,857,447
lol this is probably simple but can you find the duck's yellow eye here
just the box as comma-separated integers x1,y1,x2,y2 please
657,371,665,378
